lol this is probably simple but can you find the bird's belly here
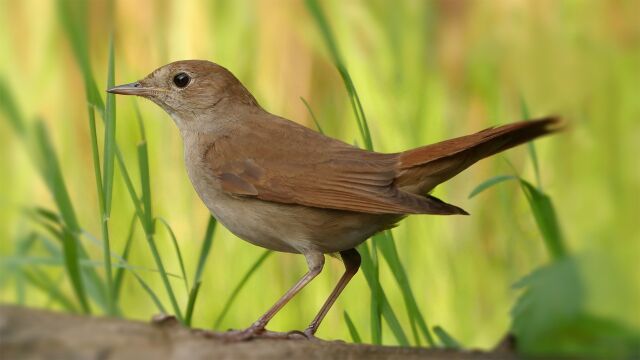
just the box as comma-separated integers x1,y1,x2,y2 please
207,193,398,254
185,160,401,254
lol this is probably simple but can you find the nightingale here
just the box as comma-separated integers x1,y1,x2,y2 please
108,60,560,341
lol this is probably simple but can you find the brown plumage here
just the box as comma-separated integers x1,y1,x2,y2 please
108,60,562,341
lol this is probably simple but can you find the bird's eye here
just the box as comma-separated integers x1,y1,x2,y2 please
173,72,191,88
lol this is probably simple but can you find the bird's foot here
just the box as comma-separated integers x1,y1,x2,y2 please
292,328,324,342
218,326,323,341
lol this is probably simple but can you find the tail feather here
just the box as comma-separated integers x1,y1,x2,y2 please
395,116,562,194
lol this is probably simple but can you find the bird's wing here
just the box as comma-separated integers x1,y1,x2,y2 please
205,118,465,215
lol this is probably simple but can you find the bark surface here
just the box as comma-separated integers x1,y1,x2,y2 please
0,305,515,360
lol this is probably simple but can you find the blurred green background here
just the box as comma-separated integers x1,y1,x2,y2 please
1,0,639,355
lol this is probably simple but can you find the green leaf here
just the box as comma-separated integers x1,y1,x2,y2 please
22,268,79,312
193,216,217,288
102,34,117,216
56,0,104,113
60,228,91,313
9,233,39,305
518,179,567,259
136,139,182,320
520,97,542,189
131,272,167,314
213,250,271,329
512,258,583,330
300,97,324,134
0,77,27,137
138,143,153,228
359,241,382,344
359,241,410,346
157,217,189,292
184,280,202,326
433,325,461,349
113,214,137,304
186,216,216,325
33,120,90,313
34,120,81,234
343,311,362,343
377,231,435,346
305,0,373,150
468,175,518,199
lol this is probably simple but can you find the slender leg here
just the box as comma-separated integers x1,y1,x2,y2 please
228,252,325,340
304,248,361,337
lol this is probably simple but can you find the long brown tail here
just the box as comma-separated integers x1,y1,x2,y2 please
395,116,562,194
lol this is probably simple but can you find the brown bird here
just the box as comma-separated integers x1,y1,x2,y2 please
108,60,560,340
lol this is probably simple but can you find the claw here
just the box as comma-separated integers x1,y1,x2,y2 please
216,326,324,341
221,326,265,341
285,330,308,339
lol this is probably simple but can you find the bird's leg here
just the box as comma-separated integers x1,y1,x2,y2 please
303,248,361,338
226,252,325,341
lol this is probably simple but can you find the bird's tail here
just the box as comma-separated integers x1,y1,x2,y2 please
395,116,562,194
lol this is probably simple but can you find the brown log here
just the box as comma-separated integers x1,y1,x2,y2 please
0,305,514,360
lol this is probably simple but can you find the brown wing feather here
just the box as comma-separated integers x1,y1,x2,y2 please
208,115,466,215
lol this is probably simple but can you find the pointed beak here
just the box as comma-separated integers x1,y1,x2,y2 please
107,82,147,96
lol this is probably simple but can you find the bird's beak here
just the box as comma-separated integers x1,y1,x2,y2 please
107,82,149,96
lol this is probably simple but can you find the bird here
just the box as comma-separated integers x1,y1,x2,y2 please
108,60,561,341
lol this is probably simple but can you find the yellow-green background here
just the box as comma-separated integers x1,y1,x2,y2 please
1,0,638,349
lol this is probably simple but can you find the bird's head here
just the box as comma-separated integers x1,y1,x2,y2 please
108,60,258,131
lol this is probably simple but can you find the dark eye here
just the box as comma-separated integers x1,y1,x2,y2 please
173,72,190,88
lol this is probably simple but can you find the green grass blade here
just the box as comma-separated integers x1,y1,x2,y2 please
56,0,104,113
33,120,81,234
380,292,410,346
88,104,114,315
57,2,174,316
11,233,39,304
0,77,27,137
138,145,153,226
103,34,117,215
358,244,409,346
300,97,324,134
433,325,461,349
33,120,90,313
519,180,567,259
113,214,137,304
115,149,145,219
60,228,90,313
468,175,518,199
28,209,109,312
99,38,116,314
136,138,183,321
377,231,435,346
213,250,271,329
520,97,542,189
193,216,217,288
131,272,167,314
157,217,189,292
343,311,362,343
112,139,180,317
22,268,79,312
305,0,373,150
59,5,170,315
184,281,202,326
1,75,107,314
359,241,382,344
360,240,410,345
182,216,216,325
31,207,61,224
